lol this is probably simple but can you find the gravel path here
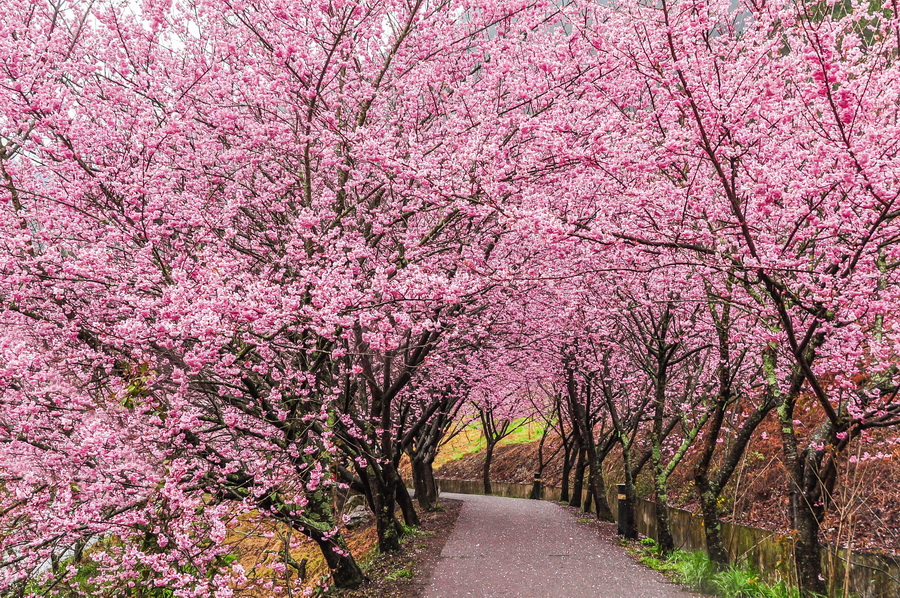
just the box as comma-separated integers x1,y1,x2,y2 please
423,492,695,598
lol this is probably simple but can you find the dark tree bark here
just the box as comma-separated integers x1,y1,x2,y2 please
586,444,613,521
361,464,404,553
563,358,614,521
600,347,679,543
395,478,420,527
411,457,428,508
403,387,462,512
694,393,776,566
570,446,586,509
476,405,526,496
311,532,365,589
482,439,496,495
651,474,674,553
411,456,439,511
779,399,832,597
422,457,438,506
649,358,675,554
634,303,710,555
620,445,640,540
560,434,573,503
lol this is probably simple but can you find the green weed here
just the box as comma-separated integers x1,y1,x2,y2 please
630,544,826,598
401,524,429,538
384,568,413,581
668,549,716,592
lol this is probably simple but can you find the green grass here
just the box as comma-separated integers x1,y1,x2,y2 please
629,539,825,598
668,549,716,590
501,420,548,446
401,524,428,537
384,567,413,581
436,427,488,465
435,419,547,468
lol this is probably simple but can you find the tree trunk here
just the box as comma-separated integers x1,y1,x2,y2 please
694,399,774,568
794,439,834,597
412,457,430,510
255,488,364,589
560,441,573,503
412,457,439,511
696,480,728,566
692,301,735,568
530,473,542,500
395,481,420,527
423,456,438,506
570,447,586,509
793,496,827,597
693,401,729,567
587,450,613,521
483,441,495,495
778,402,829,597
607,392,639,539
650,410,675,552
311,533,365,589
374,502,403,553
653,475,675,553
621,458,639,540
369,469,403,553
583,485,593,512
650,357,673,553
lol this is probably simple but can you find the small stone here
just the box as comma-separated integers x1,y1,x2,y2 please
345,504,373,529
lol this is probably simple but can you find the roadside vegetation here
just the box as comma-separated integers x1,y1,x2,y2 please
627,538,827,598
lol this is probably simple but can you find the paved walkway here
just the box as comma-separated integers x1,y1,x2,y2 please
424,493,695,598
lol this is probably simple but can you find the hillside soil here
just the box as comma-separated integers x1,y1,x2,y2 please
228,499,462,597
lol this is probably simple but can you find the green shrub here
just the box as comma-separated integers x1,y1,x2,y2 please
668,549,717,593
632,545,825,598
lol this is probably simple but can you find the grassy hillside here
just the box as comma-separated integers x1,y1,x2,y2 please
433,419,548,470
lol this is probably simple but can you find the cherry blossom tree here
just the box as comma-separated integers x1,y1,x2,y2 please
0,0,592,592
563,0,900,590
3,0,899,596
